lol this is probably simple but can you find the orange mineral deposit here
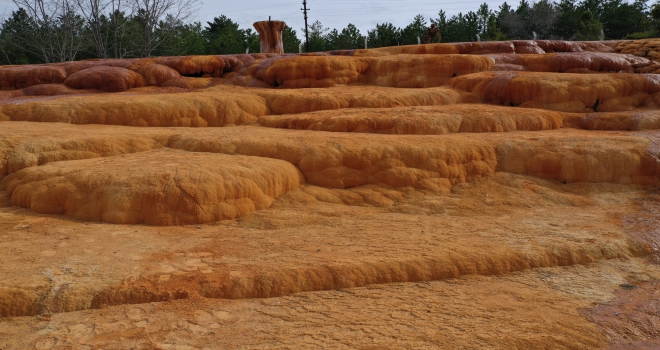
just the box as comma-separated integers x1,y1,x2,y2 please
1,39,659,350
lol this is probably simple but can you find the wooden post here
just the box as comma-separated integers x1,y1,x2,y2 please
253,20,286,54
302,0,310,52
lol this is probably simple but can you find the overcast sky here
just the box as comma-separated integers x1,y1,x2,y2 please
0,0,516,38
200,0,512,36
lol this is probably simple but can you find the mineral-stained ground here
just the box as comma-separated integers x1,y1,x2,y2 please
1,39,660,349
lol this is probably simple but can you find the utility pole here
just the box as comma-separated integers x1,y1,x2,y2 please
301,0,310,52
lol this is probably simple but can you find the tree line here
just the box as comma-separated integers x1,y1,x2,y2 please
1,0,659,65
317,0,658,50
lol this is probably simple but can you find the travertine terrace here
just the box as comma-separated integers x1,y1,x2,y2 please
1,39,660,349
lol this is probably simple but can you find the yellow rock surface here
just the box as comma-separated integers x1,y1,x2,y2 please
252,85,479,114
1,123,656,192
258,104,565,134
167,127,497,191
3,149,303,225
491,131,660,186
0,85,479,126
0,87,268,127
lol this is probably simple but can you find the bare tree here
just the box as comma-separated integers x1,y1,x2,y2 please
129,0,200,57
0,12,12,64
11,0,85,62
73,0,110,58
107,0,132,57
73,0,134,58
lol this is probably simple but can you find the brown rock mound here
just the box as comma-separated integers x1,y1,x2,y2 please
616,39,660,60
362,54,493,88
351,40,617,57
358,42,511,55
489,52,653,73
58,58,137,75
0,65,67,89
249,54,494,88
450,71,659,112
2,149,304,225
64,66,146,92
135,63,181,86
154,55,253,76
250,56,369,88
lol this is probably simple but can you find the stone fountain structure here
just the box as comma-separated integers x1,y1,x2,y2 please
253,19,286,54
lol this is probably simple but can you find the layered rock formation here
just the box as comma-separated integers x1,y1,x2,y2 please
0,39,659,223
1,39,660,349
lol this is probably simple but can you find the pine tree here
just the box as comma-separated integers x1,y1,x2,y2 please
326,24,362,50
576,11,604,40
282,26,301,53
366,22,400,48
0,8,38,64
552,0,579,40
476,3,491,35
204,15,246,55
400,15,427,45
600,0,650,39
305,20,328,52
482,14,506,41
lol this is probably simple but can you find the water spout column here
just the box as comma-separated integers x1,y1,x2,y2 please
253,20,286,54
